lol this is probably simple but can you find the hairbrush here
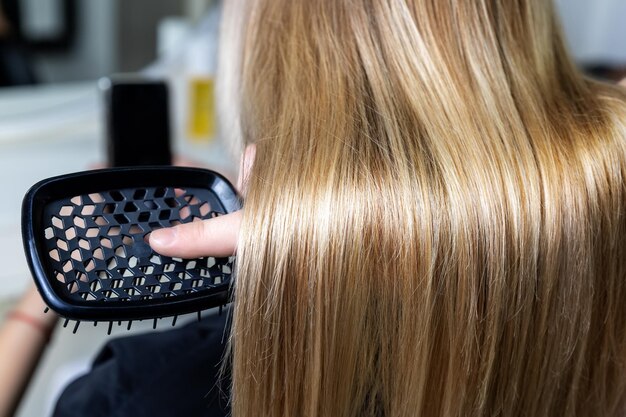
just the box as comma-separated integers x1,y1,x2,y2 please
22,167,241,333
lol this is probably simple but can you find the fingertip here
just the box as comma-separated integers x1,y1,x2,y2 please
148,227,177,252
147,211,242,258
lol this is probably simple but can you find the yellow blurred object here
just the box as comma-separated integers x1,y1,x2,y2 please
187,77,216,142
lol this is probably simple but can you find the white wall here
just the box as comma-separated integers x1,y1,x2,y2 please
555,0,626,65
33,0,117,83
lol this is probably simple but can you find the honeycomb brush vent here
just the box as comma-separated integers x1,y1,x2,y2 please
22,167,241,326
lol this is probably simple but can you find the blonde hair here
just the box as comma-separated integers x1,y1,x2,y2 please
218,0,626,416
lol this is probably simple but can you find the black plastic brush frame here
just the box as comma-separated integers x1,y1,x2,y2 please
22,167,241,322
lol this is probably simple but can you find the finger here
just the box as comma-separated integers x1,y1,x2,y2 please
148,211,242,258
619,77,626,87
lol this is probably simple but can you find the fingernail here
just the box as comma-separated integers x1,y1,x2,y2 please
149,228,177,248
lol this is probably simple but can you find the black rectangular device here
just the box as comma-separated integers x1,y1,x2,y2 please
101,77,173,167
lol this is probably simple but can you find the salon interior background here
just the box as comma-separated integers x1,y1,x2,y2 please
0,0,214,85
0,1,624,417
2,0,625,86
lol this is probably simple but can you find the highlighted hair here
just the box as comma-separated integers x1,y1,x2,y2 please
219,0,626,415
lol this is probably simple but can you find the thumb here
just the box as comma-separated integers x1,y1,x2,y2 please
148,211,242,258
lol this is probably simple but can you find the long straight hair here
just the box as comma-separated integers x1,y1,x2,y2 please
218,1,626,416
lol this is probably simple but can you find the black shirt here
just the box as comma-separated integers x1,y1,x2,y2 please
53,313,231,417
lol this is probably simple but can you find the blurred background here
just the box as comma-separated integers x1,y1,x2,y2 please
0,0,215,83
0,0,624,416
0,0,624,85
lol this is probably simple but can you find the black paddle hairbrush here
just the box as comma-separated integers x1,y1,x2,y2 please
22,167,241,333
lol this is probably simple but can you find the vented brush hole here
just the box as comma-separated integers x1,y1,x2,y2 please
41,185,233,305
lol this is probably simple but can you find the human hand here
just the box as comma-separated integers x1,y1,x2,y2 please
12,284,58,331
148,211,241,258
0,285,58,417
148,145,254,259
